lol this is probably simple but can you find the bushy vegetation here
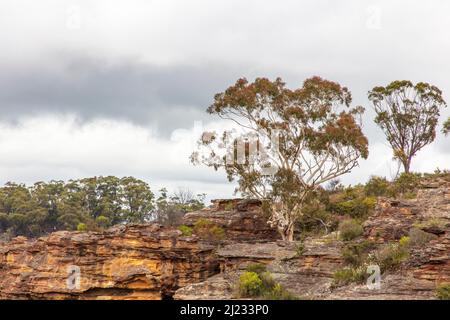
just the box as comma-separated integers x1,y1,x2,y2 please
341,240,376,267
0,177,205,239
338,219,364,241
332,266,366,287
333,236,411,288
373,239,410,272
193,218,225,241
436,283,450,300
178,225,193,236
407,228,437,247
238,264,297,300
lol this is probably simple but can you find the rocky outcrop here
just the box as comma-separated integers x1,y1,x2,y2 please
183,199,279,241
1,179,449,300
0,224,219,300
177,182,450,300
175,236,345,299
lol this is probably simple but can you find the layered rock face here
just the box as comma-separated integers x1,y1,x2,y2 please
0,224,219,300
183,199,279,241
1,178,449,300
174,237,345,300
364,180,450,284
177,180,450,300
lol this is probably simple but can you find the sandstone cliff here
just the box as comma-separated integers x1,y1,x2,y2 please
0,179,448,300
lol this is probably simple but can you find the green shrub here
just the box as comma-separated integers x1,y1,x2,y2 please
263,283,298,300
329,195,376,219
413,218,448,234
332,266,366,287
193,218,225,241
95,215,109,228
179,225,193,236
339,219,364,241
245,263,267,275
77,223,87,232
238,272,264,297
436,283,450,300
364,176,391,197
408,228,437,247
372,241,409,272
393,172,422,195
259,271,276,289
341,240,375,267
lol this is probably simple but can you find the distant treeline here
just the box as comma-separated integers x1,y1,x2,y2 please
0,176,205,239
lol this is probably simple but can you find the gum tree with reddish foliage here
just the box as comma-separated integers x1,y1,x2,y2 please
191,76,368,241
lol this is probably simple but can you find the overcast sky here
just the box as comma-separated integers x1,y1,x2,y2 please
0,0,449,201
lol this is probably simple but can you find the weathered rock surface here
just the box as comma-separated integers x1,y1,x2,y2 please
0,224,219,300
1,180,449,300
183,199,279,241
177,182,450,300
176,237,345,299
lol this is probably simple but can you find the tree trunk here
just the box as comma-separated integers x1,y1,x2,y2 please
402,158,411,174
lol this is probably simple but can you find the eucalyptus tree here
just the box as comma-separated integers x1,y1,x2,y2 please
368,81,446,173
192,76,368,241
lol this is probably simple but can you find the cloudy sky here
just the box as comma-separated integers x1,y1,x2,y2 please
0,0,449,201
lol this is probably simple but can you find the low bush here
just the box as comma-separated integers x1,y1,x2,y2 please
332,266,366,287
245,263,267,275
408,228,437,247
364,176,391,197
238,272,264,297
436,283,450,300
372,241,409,272
77,223,87,232
193,218,225,241
341,240,375,267
95,215,109,229
339,219,364,241
237,269,297,300
392,172,422,196
178,225,193,236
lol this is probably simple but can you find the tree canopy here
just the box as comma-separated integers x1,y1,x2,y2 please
192,76,368,240
368,80,446,173
0,177,205,239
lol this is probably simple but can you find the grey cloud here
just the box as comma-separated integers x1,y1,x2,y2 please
0,56,247,134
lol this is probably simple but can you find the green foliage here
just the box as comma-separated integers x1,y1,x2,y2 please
338,219,364,241
413,218,448,234
372,241,409,272
0,177,159,238
95,215,110,229
178,225,193,236
193,218,225,241
237,270,296,300
341,240,375,267
328,185,376,219
193,76,369,241
332,266,366,287
155,188,206,227
238,272,264,297
436,283,450,300
368,80,446,173
77,223,87,232
407,228,437,247
245,263,267,275
262,283,298,300
364,176,391,197
392,172,422,195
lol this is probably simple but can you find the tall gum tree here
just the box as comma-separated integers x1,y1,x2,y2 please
191,77,369,241
368,81,447,173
